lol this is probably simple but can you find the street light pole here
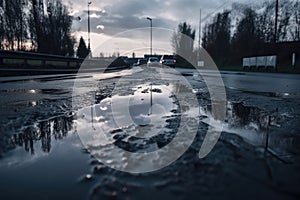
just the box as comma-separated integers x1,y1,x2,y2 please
88,1,92,58
146,17,152,56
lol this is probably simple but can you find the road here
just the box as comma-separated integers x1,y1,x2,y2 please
0,67,299,200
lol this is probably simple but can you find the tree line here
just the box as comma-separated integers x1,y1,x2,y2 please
172,0,300,68
0,0,75,57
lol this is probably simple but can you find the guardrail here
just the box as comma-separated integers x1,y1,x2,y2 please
243,55,277,70
0,50,131,76
0,50,83,69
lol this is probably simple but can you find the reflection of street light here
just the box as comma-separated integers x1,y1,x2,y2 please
146,17,152,55
88,1,92,58
149,83,153,116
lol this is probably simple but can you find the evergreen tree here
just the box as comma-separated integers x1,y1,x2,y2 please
76,37,89,58
28,0,75,56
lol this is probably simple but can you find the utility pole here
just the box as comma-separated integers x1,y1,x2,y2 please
274,0,279,43
198,9,202,61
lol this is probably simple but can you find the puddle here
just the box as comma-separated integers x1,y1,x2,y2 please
76,84,179,153
75,79,200,172
0,113,75,157
0,113,90,200
201,101,300,159
241,91,293,98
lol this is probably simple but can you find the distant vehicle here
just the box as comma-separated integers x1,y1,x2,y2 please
125,58,138,66
147,57,160,66
108,56,130,68
160,55,176,68
134,59,147,66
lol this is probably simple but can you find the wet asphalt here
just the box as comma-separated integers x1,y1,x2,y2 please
0,67,299,200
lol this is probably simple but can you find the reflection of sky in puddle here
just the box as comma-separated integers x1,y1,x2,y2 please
75,82,185,171
113,84,175,137
77,83,177,147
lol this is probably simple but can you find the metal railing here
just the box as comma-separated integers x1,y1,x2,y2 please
0,50,83,68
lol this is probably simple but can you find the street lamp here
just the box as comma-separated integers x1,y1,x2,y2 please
88,1,92,58
146,17,152,56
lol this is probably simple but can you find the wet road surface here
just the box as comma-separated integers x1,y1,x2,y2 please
0,67,299,200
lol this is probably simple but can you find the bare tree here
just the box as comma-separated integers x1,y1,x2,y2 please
0,1,5,49
2,0,21,50
202,10,231,66
277,0,293,42
171,22,196,60
28,0,75,56
257,0,295,43
290,0,300,41
256,2,275,43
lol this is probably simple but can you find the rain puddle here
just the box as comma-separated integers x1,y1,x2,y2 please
75,79,200,172
241,91,294,98
201,101,300,161
76,83,179,152
0,113,75,159
0,112,91,200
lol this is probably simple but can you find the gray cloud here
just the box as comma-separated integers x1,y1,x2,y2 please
66,0,262,42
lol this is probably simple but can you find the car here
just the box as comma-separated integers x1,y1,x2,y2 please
147,57,160,66
134,59,147,66
160,55,176,68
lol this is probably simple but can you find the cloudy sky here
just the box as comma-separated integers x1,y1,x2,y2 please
62,0,259,57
